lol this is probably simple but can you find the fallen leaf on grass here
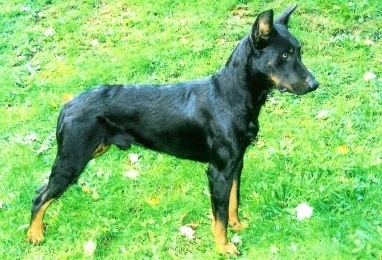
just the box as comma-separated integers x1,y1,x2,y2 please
256,139,265,148
91,39,99,46
36,132,55,155
338,175,352,184
270,245,279,254
101,227,109,232
14,132,38,145
372,156,382,166
206,212,213,220
186,222,199,230
289,243,299,251
83,240,97,257
61,93,74,103
230,5,250,18
123,169,139,180
91,190,100,200
216,38,227,45
25,133,38,143
120,246,127,254
363,71,376,81
336,145,349,154
146,197,160,206
43,28,55,37
78,178,86,186
51,101,58,109
180,37,189,45
82,186,91,194
179,225,195,239
56,55,64,61
364,39,374,46
315,109,330,120
18,224,30,231
20,6,31,12
25,62,40,76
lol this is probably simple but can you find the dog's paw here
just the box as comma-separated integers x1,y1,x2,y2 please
27,227,44,244
216,241,240,256
229,220,248,231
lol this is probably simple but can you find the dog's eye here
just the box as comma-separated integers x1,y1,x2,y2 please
282,53,288,59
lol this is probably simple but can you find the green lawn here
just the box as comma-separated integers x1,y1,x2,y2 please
1,0,381,259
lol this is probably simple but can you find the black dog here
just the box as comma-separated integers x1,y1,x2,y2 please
27,5,318,255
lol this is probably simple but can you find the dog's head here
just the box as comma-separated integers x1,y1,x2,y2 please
249,5,319,95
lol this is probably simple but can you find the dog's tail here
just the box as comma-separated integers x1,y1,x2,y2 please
96,116,133,150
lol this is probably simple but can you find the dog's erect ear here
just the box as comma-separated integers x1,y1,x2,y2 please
251,9,274,49
275,4,297,26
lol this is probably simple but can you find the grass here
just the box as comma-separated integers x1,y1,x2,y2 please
1,0,381,259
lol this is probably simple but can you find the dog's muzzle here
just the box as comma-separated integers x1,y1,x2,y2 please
277,76,319,95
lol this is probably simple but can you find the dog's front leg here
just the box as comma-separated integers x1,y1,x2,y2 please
228,159,248,232
207,160,241,256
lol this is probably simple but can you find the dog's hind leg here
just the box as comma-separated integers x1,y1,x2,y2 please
27,148,95,243
27,121,108,243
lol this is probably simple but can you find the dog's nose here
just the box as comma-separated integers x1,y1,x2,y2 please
306,76,319,91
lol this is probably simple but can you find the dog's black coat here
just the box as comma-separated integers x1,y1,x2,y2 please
27,5,318,255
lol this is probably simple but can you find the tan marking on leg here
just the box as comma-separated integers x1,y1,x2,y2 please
27,199,54,244
228,180,239,228
92,144,110,158
228,180,247,231
212,218,240,256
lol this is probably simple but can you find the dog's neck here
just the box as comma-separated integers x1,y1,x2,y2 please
214,36,272,106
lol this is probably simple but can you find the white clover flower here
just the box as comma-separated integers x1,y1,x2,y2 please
179,226,195,239
364,39,374,46
128,153,139,164
231,233,241,244
315,109,330,120
44,28,55,37
295,202,313,221
90,39,99,46
83,240,97,257
363,72,376,81
123,169,139,180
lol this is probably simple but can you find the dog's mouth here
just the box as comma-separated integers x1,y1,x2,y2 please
276,83,315,95
276,86,291,93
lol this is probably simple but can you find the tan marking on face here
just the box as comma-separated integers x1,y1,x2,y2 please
27,199,54,244
270,74,294,91
270,75,281,85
